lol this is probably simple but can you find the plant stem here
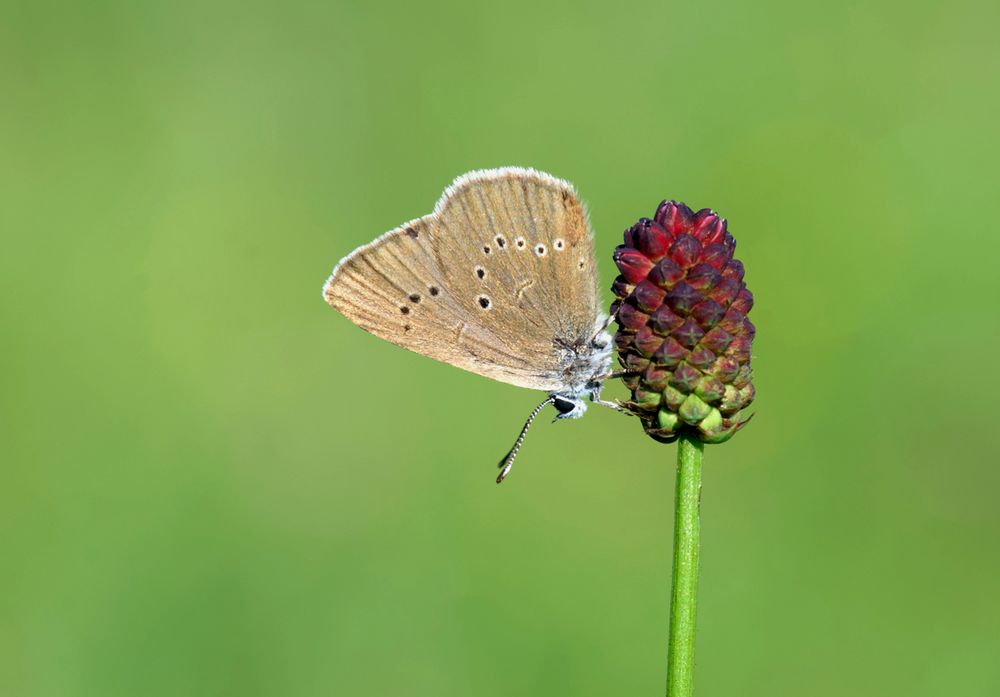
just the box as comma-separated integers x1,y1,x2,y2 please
666,435,703,697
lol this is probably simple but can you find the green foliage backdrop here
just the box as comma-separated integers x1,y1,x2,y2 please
3,1,999,695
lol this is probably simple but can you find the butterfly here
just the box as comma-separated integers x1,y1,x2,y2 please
322,168,616,482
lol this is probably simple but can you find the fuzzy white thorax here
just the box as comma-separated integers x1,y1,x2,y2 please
549,313,613,419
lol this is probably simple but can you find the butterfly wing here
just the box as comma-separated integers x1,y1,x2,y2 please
323,167,604,392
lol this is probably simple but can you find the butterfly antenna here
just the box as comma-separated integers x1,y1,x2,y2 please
496,396,554,484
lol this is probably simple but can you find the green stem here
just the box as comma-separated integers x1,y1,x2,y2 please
666,435,703,697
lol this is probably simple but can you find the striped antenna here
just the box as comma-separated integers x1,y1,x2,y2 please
496,397,554,484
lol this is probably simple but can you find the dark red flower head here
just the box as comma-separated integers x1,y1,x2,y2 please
611,202,755,443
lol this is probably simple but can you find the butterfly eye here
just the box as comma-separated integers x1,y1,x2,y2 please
553,395,578,415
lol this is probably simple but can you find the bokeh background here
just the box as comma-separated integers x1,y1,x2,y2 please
3,1,999,695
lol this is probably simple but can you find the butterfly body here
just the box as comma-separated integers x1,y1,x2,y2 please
323,167,611,431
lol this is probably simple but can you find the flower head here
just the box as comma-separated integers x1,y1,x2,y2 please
611,202,755,443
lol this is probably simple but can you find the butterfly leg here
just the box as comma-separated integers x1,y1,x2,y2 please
587,383,625,412
594,370,639,381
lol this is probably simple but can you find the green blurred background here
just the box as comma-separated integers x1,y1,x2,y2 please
3,0,999,695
